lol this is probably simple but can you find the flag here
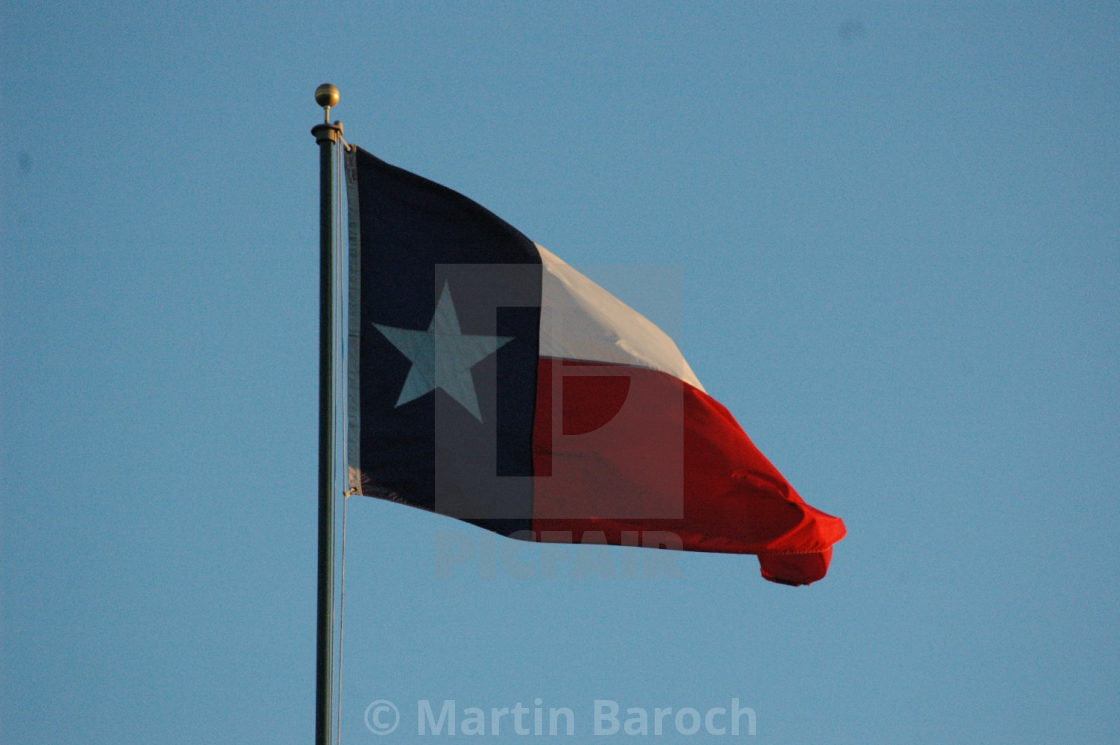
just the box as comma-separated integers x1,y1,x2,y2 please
344,146,845,585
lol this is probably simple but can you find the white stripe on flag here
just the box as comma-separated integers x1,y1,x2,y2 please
536,244,704,392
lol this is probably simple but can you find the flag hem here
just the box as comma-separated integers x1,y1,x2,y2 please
345,147,363,495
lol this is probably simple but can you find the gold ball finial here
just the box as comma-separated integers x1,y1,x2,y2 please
315,84,340,109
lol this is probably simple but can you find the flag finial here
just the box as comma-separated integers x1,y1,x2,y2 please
315,83,340,123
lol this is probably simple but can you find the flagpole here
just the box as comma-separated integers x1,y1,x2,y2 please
311,83,343,745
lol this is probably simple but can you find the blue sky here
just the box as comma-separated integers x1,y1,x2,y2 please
2,2,1117,743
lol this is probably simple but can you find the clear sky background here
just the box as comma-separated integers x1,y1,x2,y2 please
2,2,1117,743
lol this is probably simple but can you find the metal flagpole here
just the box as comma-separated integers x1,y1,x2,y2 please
311,83,343,745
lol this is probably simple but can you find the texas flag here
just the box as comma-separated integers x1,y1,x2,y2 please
344,146,845,585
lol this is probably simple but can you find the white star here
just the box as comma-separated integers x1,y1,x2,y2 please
374,283,514,421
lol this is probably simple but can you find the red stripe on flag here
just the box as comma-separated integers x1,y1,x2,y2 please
531,358,846,585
